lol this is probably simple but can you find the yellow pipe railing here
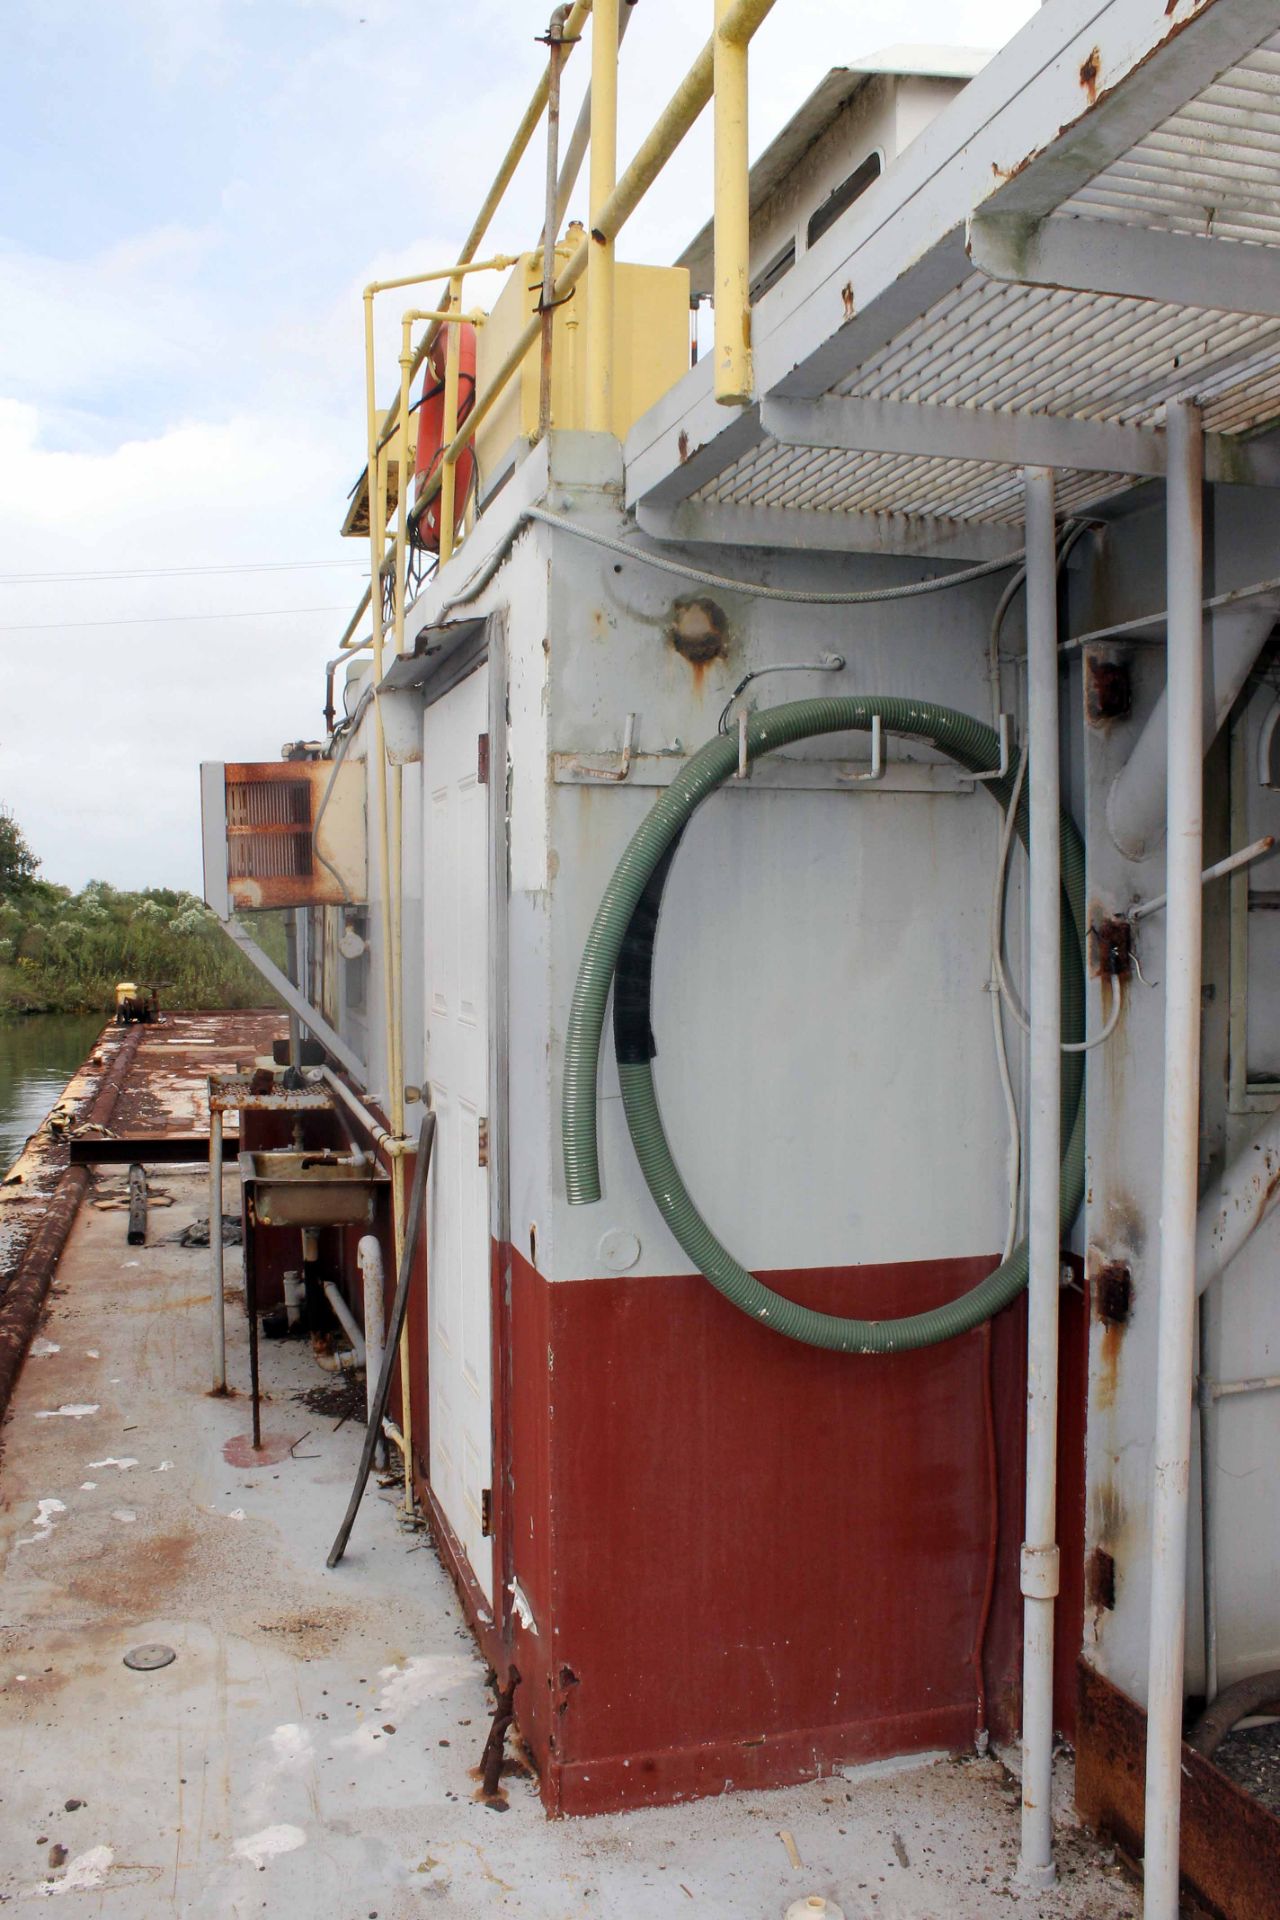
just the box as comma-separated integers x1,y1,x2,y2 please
413,0,779,521
331,0,780,1524
585,0,617,431
713,0,753,405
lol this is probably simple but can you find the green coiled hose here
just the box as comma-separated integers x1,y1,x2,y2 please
561,696,1086,1354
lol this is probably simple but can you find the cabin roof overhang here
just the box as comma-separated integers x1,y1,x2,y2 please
626,0,1280,561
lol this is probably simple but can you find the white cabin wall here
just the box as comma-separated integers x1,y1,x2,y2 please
534,448,1026,1288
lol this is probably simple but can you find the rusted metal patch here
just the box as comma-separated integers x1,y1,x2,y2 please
1095,1262,1133,1328
1086,654,1132,725
1085,1547,1117,1613
1076,1660,1280,1920
668,596,729,667
1092,917,1133,979
1079,47,1101,105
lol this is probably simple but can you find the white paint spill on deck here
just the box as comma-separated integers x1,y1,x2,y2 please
232,1825,306,1868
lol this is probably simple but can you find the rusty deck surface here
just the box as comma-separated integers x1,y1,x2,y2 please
1,1012,283,1284
0,1176,1143,1911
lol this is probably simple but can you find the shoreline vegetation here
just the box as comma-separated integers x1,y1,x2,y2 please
0,879,285,1018
0,807,284,1020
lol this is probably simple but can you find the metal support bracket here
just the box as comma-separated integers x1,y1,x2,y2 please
217,916,368,1086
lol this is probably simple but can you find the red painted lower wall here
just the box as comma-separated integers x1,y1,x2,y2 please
491,1247,1088,1817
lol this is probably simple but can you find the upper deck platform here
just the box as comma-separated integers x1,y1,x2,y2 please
621,0,1280,563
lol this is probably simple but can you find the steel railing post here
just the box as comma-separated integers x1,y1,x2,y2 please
1143,398,1205,1920
1018,463,1061,1890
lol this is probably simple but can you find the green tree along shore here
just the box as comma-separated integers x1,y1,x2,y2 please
0,804,284,1017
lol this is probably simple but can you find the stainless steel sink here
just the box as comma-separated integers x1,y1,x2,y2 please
239,1150,387,1228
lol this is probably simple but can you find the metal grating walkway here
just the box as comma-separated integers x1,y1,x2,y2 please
626,0,1280,552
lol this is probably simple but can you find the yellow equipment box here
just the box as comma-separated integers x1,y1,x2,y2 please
474,235,691,497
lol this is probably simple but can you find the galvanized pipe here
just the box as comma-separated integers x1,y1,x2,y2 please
210,1107,225,1393
1017,465,1061,1892
538,8,568,439
548,0,634,240
1143,399,1205,1920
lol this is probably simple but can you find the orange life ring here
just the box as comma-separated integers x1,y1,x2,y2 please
412,322,478,553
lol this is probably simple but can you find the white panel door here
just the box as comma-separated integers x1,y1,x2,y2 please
423,664,493,1598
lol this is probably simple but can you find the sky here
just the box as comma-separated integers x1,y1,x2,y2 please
0,0,1037,893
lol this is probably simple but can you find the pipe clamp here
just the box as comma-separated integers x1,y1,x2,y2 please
1021,1542,1060,1599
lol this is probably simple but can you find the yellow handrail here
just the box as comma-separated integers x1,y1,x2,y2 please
333,0,781,1529
414,0,779,523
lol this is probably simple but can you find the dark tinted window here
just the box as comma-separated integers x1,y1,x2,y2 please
749,240,796,305
806,151,882,249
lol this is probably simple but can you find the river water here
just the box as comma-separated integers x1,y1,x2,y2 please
0,1013,106,1176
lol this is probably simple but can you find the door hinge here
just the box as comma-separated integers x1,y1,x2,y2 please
477,732,490,784
477,1117,489,1167
480,1487,493,1537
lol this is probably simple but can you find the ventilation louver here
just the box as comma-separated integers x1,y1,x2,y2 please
200,761,367,913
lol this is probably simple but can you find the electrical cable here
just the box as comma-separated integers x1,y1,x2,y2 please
527,505,1024,604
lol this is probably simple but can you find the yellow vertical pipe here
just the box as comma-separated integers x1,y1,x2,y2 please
713,0,753,406
585,0,617,432
363,290,413,1509
393,317,414,657
438,275,464,565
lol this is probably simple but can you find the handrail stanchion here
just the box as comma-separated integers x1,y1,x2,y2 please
713,0,753,406
586,0,617,431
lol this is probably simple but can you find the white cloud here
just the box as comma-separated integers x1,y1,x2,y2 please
0,0,1039,892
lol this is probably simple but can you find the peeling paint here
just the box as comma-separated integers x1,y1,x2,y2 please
34,1404,99,1420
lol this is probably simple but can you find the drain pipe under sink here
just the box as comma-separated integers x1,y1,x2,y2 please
357,1236,386,1462
323,1281,367,1368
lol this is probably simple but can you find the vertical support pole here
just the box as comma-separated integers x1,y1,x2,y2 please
1144,399,1204,1920
713,0,753,406
1018,464,1061,1890
393,314,414,653
585,0,617,431
284,912,301,1068
363,287,411,1507
1197,1292,1218,1706
210,1103,225,1393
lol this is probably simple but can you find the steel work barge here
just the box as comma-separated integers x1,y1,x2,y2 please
6,1,1280,1914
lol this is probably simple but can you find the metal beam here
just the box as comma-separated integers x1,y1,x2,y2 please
970,211,1280,321
760,394,1280,488
762,393,1164,477
636,497,1023,564
217,917,368,1087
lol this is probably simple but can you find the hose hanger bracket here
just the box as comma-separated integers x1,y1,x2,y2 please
562,695,1087,1356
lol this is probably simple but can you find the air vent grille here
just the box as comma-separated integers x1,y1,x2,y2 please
226,777,314,881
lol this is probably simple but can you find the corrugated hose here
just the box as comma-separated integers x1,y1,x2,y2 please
561,695,1086,1354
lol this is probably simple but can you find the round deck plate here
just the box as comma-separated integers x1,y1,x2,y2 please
123,1643,176,1671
